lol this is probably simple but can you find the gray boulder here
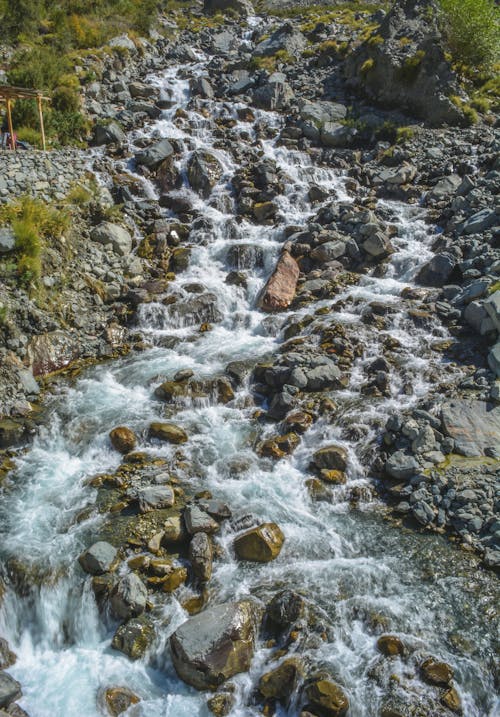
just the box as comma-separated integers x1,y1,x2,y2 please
253,75,294,111
91,222,132,256
0,673,21,708
305,362,342,391
135,139,174,170
441,400,500,457
189,531,213,583
417,252,456,287
135,486,175,513
299,101,347,127
488,342,500,379
461,208,498,235
320,122,357,148
0,228,15,253
363,232,393,258
110,574,148,619
484,291,500,333
170,600,263,690
385,450,419,480
184,505,219,535
79,541,117,575
204,0,253,14
253,24,306,58
92,121,126,146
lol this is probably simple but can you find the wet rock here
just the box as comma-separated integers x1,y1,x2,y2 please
441,400,500,457
207,692,235,717
109,427,137,454
161,566,188,593
187,151,223,198
304,677,349,717
148,422,188,444
91,222,132,256
377,635,405,657
189,532,213,583
0,639,15,670
312,445,348,473
27,331,81,377
101,686,140,716
0,674,21,709
420,657,454,686
78,541,117,575
363,233,393,259
135,139,174,170
184,506,219,535
111,614,155,660
0,420,25,449
266,589,305,630
259,657,303,701
110,573,148,619
253,201,278,223
258,251,299,312
234,522,284,562
441,686,462,714
170,599,263,690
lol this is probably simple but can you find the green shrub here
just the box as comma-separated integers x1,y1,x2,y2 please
397,50,425,82
438,0,500,69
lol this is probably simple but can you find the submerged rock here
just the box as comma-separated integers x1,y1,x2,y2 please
170,599,263,690
420,657,454,685
0,673,21,709
233,523,285,562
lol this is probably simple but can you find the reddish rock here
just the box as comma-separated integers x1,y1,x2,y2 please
258,251,299,312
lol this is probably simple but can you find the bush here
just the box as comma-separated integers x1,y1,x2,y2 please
438,0,500,69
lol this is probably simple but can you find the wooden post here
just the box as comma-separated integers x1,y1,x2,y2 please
37,95,46,151
6,98,15,151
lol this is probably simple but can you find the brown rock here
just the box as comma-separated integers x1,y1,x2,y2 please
161,566,188,593
284,411,314,434
421,657,454,685
319,470,346,485
207,692,235,717
102,686,140,716
305,678,349,717
234,523,285,562
148,422,188,444
441,686,462,714
312,445,348,472
259,657,303,701
258,251,300,312
377,635,405,657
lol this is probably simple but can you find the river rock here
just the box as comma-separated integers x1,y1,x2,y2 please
79,541,117,575
304,677,349,717
184,506,219,535
420,657,454,685
170,599,263,690
441,400,500,457
148,422,188,444
266,589,305,629
0,420,25,449
441,686,462,714
111,615,155,660
312,445,348,472
135,139,174,170
0,674,21,708
101,686,140,716
92,122,126,146
136,485,175,512
110,573,148,619
377,634,405,657
0,639,15,669
385,450,419,480
259,657,303,700
189,532,213,583
187,150,223,198
258,251,299,312
234,522,284,562
91,222,132,256
109,427,137,454
417,252,457,287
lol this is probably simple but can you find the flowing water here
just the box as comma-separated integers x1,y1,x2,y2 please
0,30,498,717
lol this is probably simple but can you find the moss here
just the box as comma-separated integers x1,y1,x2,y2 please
397,50,425,82
360,57,375,76
367,33,384,47
450,95,479,124
249,49,295,72
395,126,415,143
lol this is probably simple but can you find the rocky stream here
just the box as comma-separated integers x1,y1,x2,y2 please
0,2,499,717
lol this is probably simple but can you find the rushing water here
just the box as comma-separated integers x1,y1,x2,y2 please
0,28,498,717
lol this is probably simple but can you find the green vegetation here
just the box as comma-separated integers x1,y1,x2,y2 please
249,49,295,72
0,196,70,287
450,95,479,125
437,0,499,70
360,57,375,76
397,50,425,82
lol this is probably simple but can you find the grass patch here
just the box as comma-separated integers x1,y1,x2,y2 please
397,50,425,82
250,49,295,72
437,0,500,70
360,57,375,76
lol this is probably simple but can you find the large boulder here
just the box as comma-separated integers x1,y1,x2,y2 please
234,523,285,562
253,24,307,58
204,0,253,15
109,426,137,454
258,251,299,312
135,139,174,170
441,400,500,457
312,445,348,472
344,0,466,126
187,151,223,198
417,252,457,287
304,677,349,717
79,541,117,575
91,222,132,256
27,330,81,377
0,673,21,708
385,450,420,480
253,74,294,111
170,600,263,690
92,121,126,146
189,532,213,583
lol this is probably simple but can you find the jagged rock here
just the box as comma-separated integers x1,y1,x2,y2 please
259,657,303,700
170,600,263,690
441,686,462,714
135,139,174,170
204,0,253,15
385,450,419,480
184,506,219,535
417,252,457,287
135,485,175,513
0,674,21,709
0,420,25,449
320,122,357,148
266,589,305,629
0,639,15,670
91,222,132,256
111,615,155,659
187,151,223,198
110,574,148,619
345,0,466,126
253,75,294,111
27,331,81,377
148,422,188,444
92,122,126,146
78,541,117,575
207,692,235,717
109,426,137,454
234,523,285,562
258,251,299,312
189,532,213,583
253,24,307,58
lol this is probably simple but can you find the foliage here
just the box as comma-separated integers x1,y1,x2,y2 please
360,58,375,75
437,0,499,70
249,50,295,72
397,50,425,82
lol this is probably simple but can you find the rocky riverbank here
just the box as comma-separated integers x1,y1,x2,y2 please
0,1,499,716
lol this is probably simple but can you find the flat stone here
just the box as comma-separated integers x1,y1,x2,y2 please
441,400,500,457
184,506,219,535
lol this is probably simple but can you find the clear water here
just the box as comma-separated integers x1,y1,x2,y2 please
0,29,498,717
